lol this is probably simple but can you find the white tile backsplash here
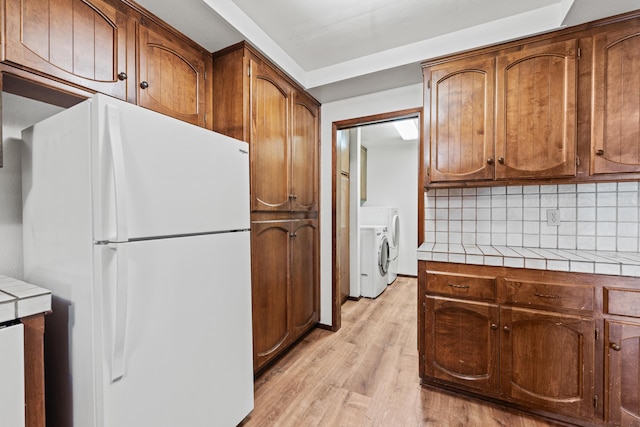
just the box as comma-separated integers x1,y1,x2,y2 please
425,182,640,253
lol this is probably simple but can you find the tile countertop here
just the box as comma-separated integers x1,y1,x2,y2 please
0,276,52,323
417,243,640,277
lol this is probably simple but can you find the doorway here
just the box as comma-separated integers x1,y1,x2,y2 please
331,108,423,330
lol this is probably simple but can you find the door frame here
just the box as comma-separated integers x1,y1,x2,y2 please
331,107,424,331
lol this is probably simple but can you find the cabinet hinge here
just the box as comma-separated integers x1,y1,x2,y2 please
248,65,251,77
427,79,431,89
595,328,599,341
421,354,426,363
576,156,580,167
204,113,208,125
594,394,598,409
204,71,207,80
577,47,581,58
423,301,426,312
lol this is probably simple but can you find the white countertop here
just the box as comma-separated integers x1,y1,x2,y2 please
417,243,640,277
0,276,51,323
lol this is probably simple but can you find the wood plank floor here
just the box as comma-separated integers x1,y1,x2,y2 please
239,276,562,427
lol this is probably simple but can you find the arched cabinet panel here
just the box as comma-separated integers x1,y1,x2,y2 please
592,25,640,174
250,60,291,212
5,0,130,99
138,25,205,126
425,297,500,393
291,93,319,212
290,219,319,335
250,221,290,371
495,40,577,180
427,56,495,183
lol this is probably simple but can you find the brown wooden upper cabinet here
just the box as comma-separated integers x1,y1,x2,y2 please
424,38,577,185
427,56,496,182
250,59,318,212
290,91,319,212
213,43,320,213
250,58,293,211
137,23,206,127
495,40,577,180
591,20,640,175
4,0,132,100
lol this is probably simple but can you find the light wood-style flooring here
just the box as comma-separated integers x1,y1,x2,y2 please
239,276,561,426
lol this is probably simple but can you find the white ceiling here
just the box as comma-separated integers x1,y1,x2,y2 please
360,118,420,149
98,2,640,102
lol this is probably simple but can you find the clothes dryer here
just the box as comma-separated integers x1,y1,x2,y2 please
360,207,399,284
359,225,389,298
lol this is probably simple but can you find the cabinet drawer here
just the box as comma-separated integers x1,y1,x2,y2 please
605,288,640,318
503,279,594,313
426,271,497,301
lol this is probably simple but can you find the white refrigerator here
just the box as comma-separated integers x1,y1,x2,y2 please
22,94,254,427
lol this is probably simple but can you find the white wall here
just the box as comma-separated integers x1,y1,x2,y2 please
0,94,63,280
0,124,26,279
361,140,418,277
319,83,423,326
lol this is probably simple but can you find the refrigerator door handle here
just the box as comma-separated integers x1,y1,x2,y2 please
105,104,129,243
110,243,129,382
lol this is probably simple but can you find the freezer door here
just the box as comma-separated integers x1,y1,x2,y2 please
94,232,253,427
91,94,250,242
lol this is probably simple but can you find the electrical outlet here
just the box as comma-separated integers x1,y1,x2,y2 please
546,209,561,226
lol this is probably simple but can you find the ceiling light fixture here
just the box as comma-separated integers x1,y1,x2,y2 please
393,119,419,141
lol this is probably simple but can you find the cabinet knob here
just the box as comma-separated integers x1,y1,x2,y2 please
498,157,505,164
289,194,298,200
491,323,498,330
503,325,510,333
118,72,128,81
289,232,297,238
140,81,149,90
596,149,604,156
487,158,494,165
610,342,621,351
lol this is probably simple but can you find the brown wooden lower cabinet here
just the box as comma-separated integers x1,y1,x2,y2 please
425,297,500,393
22,313,47,427
419,261,640,427
605,320,640,426
500,307,594,420
251,218,319,373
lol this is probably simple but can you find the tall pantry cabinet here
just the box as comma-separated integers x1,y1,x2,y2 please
212,42,320,373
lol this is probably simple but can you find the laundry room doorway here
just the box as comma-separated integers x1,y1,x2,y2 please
332,108,422,329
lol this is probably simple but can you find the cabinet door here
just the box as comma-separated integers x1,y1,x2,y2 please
250,59,291,212
138,25,206,126
290,219,319,338
4,0,130,99
425,296,500,393
500,307,594,420
495,40,577,179
338,173,350,303
251,220,291,372
290,91,319,212
427,56,495,183
591,24,640,175
606,320,640,426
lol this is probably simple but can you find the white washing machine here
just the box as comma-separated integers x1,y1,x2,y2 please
360,207,399,284
359,225,389,298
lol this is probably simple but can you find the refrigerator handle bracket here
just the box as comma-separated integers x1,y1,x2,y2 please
105,104,129,243
110,243,129,382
